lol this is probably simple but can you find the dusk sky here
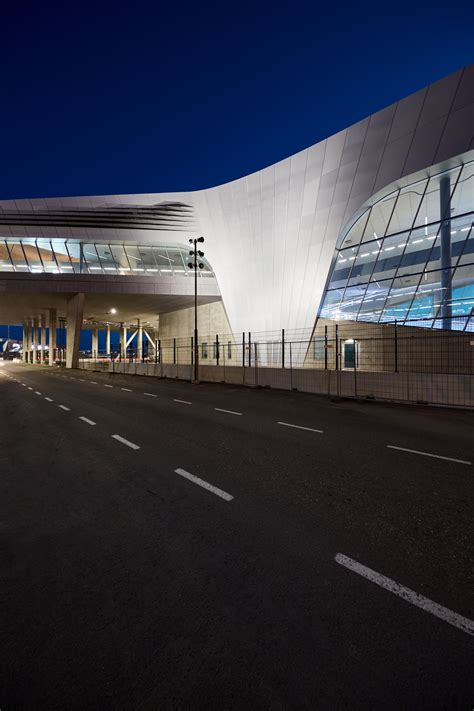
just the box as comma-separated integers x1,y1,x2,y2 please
1,1,473,201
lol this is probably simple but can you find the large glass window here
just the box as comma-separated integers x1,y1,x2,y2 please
387,179,427,234
362,191,398,241
325,160,474,329
0,240,214,279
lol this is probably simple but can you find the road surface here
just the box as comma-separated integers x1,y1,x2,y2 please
1,361,473,709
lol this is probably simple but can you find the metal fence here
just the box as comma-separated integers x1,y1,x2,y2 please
78,319,474,408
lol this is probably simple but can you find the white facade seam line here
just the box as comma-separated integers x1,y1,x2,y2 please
174,468,234,501
387,445,471,465
278,421,323,433
335,553,474,637
111,434,140,450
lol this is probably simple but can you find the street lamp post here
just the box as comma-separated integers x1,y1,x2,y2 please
188,236,205,382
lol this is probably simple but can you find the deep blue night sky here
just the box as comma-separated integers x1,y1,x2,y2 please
1,0,472,201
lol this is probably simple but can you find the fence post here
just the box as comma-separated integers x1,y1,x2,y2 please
216,334,219,366
255,342,258,386
394,319,398,373
353,340,357,398
248,331,252,368
324,325,328,370
173,338,176,365
282,329,285,369
290,341,293,390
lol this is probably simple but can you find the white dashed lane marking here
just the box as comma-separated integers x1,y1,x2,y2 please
174,468,234,502
45,397,53,402
79,416,96,426
59,405,70,411
387,445,471,466
174,399,192,405
35,391,42,395
144,392,157,397
111,434,140,450
335,553,474,637
278,421,323,434
104,384,113,388
121,388,132,392
215,407,242,416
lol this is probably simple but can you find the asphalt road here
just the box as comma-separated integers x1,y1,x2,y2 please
1,361,473,710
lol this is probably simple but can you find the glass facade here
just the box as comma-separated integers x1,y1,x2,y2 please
0,241,214,278
320,161,474,330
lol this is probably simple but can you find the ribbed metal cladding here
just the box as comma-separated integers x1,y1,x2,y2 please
0,201,196,232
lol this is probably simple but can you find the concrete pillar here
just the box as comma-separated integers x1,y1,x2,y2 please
121,324,127,358
92,328,99,358
106,324,111,355
66,293,85,369
23,324,30,362
440,175,452,329
41,321,47,364
137,319,142,361
49,308,57,365
32,318,39,364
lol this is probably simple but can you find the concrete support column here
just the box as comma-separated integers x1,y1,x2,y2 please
440,174,452,329
49,308,57,365
106,324,111,355
92,328,99,358
121,325,127,358
32,318,39,364
137,319,142,361
23,324,30,362
66,293,85,369
41,321,47,364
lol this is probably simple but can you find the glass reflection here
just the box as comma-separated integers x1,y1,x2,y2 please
322,160,474,330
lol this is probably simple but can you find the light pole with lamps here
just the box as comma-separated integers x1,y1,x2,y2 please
188,236,205,382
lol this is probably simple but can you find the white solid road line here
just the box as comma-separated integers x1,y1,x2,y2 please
174,399,192,405
144,392,157,397
111,434,140,450
335,553,474,637
59,405,70,411
104,384,113,388
45,397,53,402
215,407,242,416
121,388,132,392
387,444,471,466
79,416,96,426
278,421,323,434
174,468,234,501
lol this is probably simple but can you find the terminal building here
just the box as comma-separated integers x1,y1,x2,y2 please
0,64,473,367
